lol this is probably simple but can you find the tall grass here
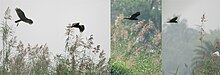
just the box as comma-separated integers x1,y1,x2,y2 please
0,7,109,75
0,7,16,74
54,27,109,75
111,14,162,74
0,7,53,75
191,14,220,75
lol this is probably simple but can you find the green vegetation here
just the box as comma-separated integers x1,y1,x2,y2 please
163,14,220,75
111,0,162,74
0,7,109,75
192,29,220,75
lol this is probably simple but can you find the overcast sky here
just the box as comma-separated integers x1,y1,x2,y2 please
0,0,110,58
163,0,220,32
163,0,220,74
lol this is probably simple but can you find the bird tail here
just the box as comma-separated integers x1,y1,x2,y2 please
15,19,21,23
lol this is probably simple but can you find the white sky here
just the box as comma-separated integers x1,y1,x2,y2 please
0,0,110,58
163,0,220,32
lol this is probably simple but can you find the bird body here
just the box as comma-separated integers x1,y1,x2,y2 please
67,22,85,32
168,16,178,23
15,8,33,26
124,12,140,20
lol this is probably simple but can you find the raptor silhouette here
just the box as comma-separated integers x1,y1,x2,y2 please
15,8,33,26
124,12,140,20
168,16,178,23
67,22,85,32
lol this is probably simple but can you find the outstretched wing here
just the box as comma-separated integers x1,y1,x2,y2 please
15,8,27,19
67,23,80,28
168,16,178,23
72,23,81,28
131,12,140,18
72,22,80,26
170,17,178,21
79,25,85,32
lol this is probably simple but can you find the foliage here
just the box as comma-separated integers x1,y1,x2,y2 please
192,36,220,75
0,7,14,74
111,0,162,74
54,24,109,75
163,13,220,74
191,14,220,75
111,0,161,31
110,61,134,75
0,7,53,75
174,66,179,75
0,7,109,75
163,18,201,75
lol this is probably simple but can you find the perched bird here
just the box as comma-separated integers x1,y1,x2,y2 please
124,12,140,20
15,8,33,26
67,22,85,32
167,16,178,23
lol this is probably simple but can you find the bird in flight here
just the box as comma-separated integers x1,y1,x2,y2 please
67,22,85,32
124,12,140,20
15,8,33,26
167,16,178,23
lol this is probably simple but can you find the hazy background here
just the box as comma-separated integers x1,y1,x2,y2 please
163,0,220,32
0,0,110,58
163,0,220,75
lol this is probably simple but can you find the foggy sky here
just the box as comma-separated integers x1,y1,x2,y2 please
163,0,220,32
163,0,220,75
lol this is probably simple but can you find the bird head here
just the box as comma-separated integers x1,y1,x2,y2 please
27,19,33,24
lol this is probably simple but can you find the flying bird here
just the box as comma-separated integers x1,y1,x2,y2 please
124,12,140,20
15,8,33,26
67,22,85,32
167,16,178,23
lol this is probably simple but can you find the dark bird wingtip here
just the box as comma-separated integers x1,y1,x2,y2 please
81,25,85,32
